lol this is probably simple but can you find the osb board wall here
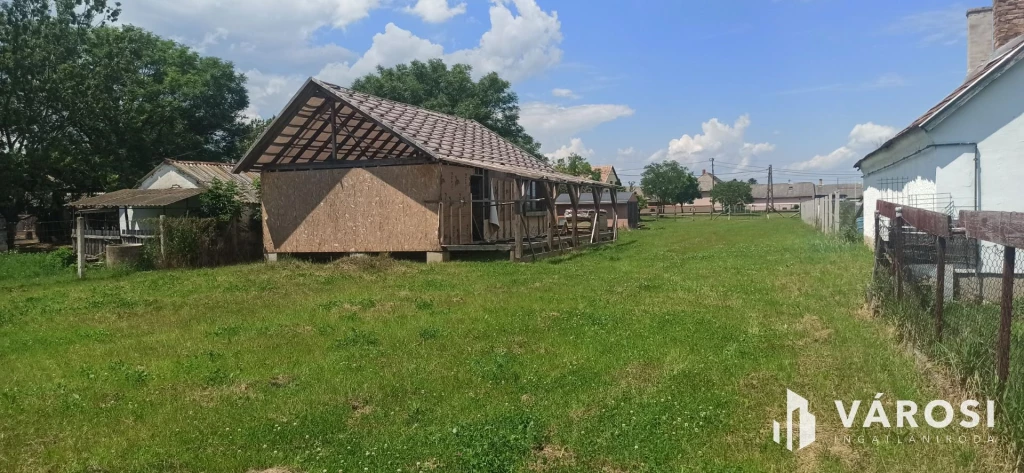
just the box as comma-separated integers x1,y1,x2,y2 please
486,173,546,242
439,165,472,245
262,164,442,253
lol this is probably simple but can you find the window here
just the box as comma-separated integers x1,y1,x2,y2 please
524,180,548,213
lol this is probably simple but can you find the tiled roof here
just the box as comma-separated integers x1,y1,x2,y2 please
751,183,816,199
235,78,610,187
163,160,260,203
855,36,1024,169
592,165,617,184
69,188,204,208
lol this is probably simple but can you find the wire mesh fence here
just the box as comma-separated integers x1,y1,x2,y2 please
873,203,1024,445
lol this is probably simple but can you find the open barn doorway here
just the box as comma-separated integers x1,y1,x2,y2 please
470,171,490,242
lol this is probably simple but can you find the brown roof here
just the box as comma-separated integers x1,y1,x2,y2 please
163,160,259,203
234,78,610,187
855,36,1024,169
593,165,617,184
69,188,204,208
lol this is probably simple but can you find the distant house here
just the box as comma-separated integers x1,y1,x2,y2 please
231,78,614,261
69,159,259,239
592,165,622,187
749,182,816,211
679,170,722,213
856,0,1024,245
816,182,864,201
555,190,640,229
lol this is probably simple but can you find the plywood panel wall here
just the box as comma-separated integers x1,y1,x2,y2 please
262,164,442,253
439,165,473,245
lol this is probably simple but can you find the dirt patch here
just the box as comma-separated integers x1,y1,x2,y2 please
569,406,598,421
616,361,660,389
520,393,535,406
190,383,252,407
269,374,294,388
349,398,374,420
246,468,296,473
408,458,441,471
796,315,832,343
527,444,576,472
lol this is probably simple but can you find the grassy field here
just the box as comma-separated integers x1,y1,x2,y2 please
0,218,1011,472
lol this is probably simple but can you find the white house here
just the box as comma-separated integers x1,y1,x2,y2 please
71,159,259,235
857,0,1024,246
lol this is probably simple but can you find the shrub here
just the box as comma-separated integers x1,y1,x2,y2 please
46,247,76,268
198,179,242,224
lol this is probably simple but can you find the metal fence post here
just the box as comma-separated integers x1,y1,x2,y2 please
76,216,84,279
894,207,904,299
997,245,1016,390
935,235,947,341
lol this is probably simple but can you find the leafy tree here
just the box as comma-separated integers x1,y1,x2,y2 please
552,153,601,181
199,180,242,223
747,178,758,185
0,1,249,245
710,180,754,213
239,117,272,154
351,59,542,158
640,161,700,210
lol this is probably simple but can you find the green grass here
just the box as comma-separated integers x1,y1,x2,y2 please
0,219,1010,472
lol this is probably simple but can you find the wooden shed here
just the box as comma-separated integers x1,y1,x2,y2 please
233,78,618,262
555,191,640,229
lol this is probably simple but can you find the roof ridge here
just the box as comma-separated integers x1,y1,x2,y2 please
317,80,471,124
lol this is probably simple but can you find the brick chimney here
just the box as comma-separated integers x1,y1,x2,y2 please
968,7,995,73
994,0,1024,50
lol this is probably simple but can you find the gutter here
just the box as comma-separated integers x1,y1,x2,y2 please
861,142,980,211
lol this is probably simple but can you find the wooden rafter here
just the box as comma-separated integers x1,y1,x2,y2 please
291,100,336,164
272,97,330,165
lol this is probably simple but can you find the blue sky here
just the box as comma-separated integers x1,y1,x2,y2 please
120,0,978,184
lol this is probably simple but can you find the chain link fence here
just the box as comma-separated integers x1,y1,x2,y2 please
872,202,1024,445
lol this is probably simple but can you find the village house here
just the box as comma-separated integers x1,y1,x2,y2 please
677,170,722,214
69,159,259,240
232,78,617,262
749,182,816,211
592,165,622,187
856,0,1024,245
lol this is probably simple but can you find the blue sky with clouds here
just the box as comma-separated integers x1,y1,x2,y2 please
119,0,978,183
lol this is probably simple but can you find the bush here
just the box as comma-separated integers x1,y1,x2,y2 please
198,179,242,223
46,247,76,268
142,216,262,269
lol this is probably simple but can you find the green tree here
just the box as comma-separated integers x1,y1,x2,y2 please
747,178,758,185
198,179,242,223
640,161,700,210
552,153,601,181
239,117,272,153
351,59,542,157
0,1,249,244
710,180,754,213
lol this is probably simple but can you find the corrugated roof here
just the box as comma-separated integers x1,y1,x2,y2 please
234,78,611,187
164,160,260,203
555,190,636,205
855,36,1024,169
69,188,204,208
751,183,816,199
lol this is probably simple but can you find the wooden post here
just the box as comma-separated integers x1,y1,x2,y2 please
545,182,557,252
894,207,904,299
76,216,84,279
610,189,619,241
159,215,166,265
935,235,947,341
590,187,601,244
997,246,1016,390
512,179,524,262
872,211,882,280
569,185,580,248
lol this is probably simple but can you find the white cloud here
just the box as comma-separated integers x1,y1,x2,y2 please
520,102,634,151
545,138,594,160
552,88,579,99
403,0,467,23
789,122,898,170
241,69,307,119
120,0,564,118
617,147,635,157
778,73,909,95
651,115,775,168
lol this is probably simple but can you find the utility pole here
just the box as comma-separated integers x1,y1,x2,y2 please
710,158,716,214
766,165,775,218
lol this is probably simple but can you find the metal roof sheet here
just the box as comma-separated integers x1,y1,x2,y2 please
69,188,204,208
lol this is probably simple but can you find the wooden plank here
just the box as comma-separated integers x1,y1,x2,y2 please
959,210,1024,248
610,190,619,241
569,185,580,248
512,178,524,262
545,182,557,252
877,200,898,219
901,206,952,237
590,187,601,244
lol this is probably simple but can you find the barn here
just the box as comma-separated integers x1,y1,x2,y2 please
233,78,618,262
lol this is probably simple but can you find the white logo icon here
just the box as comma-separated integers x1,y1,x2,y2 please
773,389,816,451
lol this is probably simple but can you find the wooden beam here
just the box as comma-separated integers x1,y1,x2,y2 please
311,108,361,161
236,79,317,171
877,200,898,219
610,190,619,241
271,97,330,165
568,185,580,248
545,182,557,252
512,178,524,262
997,246,1016,390
590,187,601,244
262,157,432,172
959,210,1024,248
330,100,339,161
290,100,335,163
